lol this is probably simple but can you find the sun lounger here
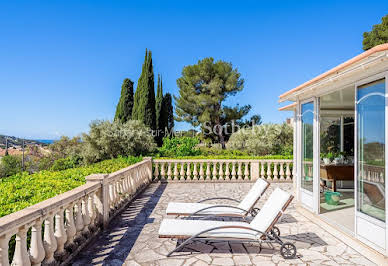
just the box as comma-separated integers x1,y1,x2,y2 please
159,187,296,259
166,178,270,219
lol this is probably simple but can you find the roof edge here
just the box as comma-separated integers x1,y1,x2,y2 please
278,102,297,111
279,43,388,100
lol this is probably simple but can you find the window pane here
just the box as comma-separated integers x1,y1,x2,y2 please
302,102,314,192
357,78,385,221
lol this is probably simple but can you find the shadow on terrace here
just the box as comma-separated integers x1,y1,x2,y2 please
71,180,373,266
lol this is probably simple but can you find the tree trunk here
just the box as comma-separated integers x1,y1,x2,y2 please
215,116,226,150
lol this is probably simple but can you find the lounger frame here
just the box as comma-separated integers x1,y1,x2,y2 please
162,195,294,258
170,180,270,218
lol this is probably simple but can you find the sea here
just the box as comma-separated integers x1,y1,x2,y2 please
34,139,56,144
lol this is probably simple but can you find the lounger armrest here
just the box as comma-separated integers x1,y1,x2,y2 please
185,205,249,218
197,197,240,204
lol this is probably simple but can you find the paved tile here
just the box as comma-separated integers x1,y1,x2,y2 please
72,182,376,265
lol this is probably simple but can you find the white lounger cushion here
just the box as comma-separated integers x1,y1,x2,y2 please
166,178,268,216
166,202,245,216
159,219,258,240
250,188,292,233
237,178,269,211
159,188,293,241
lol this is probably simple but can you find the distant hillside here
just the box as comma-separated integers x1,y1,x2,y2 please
0,135,48,148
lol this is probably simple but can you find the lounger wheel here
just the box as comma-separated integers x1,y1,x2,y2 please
280,242,296,259
271,226,280,237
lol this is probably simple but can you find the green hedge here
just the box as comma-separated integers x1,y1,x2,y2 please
0,156,142,218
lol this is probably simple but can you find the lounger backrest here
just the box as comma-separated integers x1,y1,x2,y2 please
237,178,269,211
250,188,293,233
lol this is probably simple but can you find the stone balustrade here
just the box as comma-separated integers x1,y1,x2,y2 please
361,163,385,184
0,158,152,266
153,159,294,182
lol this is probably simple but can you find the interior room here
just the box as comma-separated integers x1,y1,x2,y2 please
319,86,355,233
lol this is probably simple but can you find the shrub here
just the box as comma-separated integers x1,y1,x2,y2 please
50,157,79,171
0,155,22,178
49,136,84,160
228,123,293,156
82,120,156,164
159,137,201,157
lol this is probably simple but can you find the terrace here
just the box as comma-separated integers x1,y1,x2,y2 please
0,158,377,265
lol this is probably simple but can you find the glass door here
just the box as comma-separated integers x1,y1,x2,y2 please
355,78,387,251
300,101,315,210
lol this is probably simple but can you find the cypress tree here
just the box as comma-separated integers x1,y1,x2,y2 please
132,49,156,130
155,74,164,146
114,78,134,123
161,93,174,136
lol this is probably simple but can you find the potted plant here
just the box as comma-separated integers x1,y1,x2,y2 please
321,152,333,165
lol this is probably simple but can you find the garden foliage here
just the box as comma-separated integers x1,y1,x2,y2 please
82,120,156,164
228,123,293,156
159,137,201,157
0,156,142,218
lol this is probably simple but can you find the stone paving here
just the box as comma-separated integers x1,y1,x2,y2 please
71,182,375,265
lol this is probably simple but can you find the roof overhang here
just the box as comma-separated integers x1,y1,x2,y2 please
278,102,296,111
278,43,388,103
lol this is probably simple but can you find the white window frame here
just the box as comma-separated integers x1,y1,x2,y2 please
354,71,388,254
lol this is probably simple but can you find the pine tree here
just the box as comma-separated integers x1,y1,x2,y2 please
114,78,134,123
155,74,164,146
132,49,156,130
175,57,250,149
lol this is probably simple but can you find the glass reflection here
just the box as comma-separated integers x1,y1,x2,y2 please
357,79,385,221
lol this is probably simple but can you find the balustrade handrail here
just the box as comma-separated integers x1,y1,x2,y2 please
153,158,293,163
152,158,294,182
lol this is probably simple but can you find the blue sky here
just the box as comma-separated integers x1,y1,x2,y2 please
0,1,387,139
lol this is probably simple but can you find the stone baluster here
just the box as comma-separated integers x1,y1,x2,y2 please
29,219,45,266
112,182,118,206
267,162,272,180
12,225,31,266
167,162,172,181
193,162,198,180
273,162,279,181
231,161,237,180
186,162,191,181
89,194,96,226
212,162,217,181
108,184,114,209
65,204,76,246
237,162,243,180
286,162,291,181
74,200,84,236
173,163,179,180
160,162,166,181
43,214,57,265
0,234,11,266
224,162,230,180
82,197,91,233
206,162,211,180
279,162,285,181
153,162,159,180
260,162,265,179
244,162,249,180
218,162,224,181
199,162,204,180
180,162,185,180
54,209,67,256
